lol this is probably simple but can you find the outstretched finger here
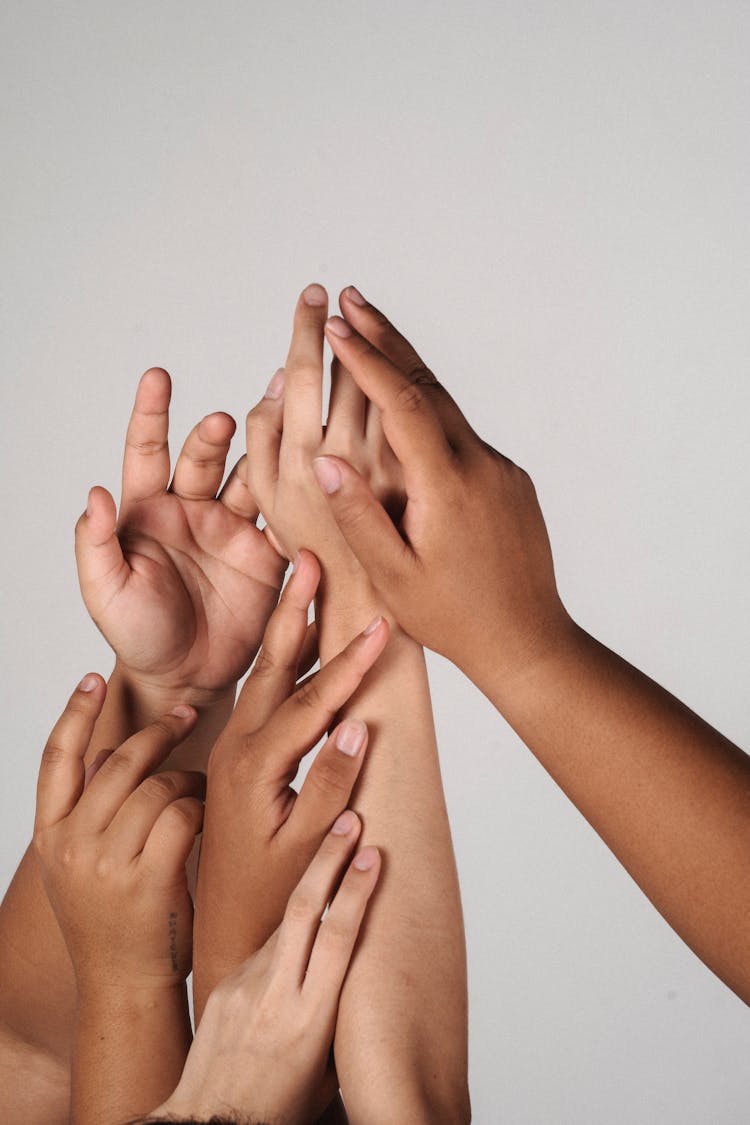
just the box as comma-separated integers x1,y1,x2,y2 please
273,811,362,987
284,719,368,847
257,616,389,783
281,285,327,452
75,486,130,614
218,454,260,522
35,674,107,831
326,353,368,444
304,843,381,1002
170,413,236,501
121,367,172,509
227,550,321,735
245,369,285,518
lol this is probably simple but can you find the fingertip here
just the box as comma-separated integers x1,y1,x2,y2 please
352,845,380,873
76,672,105,695
169,704,198,722
199,412,236,442
301,282,328,308
340,285,368,308
330,809,361,837
312,455,344,495
291,547,321,588
136,367,172,409
325,316,353,340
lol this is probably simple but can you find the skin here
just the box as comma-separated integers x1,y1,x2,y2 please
159,819,381,1125
0,370,286,1123
32,676,205,1125
245,285,471,1124
311,285,750,1006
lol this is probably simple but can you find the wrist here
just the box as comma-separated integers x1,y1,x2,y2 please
111,662,236,720
76,975,188,1013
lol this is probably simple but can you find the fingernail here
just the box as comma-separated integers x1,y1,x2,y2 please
264,368,285,400
312,457,342,495
345,286,367,307
331,810,356,836
78,674,99,693
326,316,352,338
362,615,382,636
353,846,378,871
302,283,327,307
170,704,195,719
336,718,367,757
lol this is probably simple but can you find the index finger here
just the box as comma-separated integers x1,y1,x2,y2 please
281,285,328,451
323,317,452,484
121,367,172,510
34,675,107,831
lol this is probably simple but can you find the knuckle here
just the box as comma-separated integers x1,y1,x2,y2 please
394,381,427,416
150,717,178,742
126,437,167,458
164,799,197,829
286,888,318,925
293,678,325,713
307,756,353,799
40,742,68,772
335,492,374,532
320,914,356,949
93,852,114,880
139,773,179,802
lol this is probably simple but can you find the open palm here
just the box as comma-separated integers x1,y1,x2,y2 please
75,368,286,700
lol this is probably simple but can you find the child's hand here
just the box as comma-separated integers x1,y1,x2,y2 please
32,675,206,992
311,288,574,686
75,368,286,709
192,548,389,1015
244,284,405,583
158,816,380,1125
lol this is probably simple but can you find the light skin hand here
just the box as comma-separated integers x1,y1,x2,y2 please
192,548,389,1023
32,675,206,1123
75,367,287,712
159,820,380,1125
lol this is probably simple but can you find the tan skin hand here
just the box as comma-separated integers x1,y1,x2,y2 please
32,676,205,991
75,367,286,705
306,287,573,684
159,819,381,1125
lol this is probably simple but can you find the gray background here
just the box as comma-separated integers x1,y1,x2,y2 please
1,2,749,1122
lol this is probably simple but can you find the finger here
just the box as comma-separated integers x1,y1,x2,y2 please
75,486,130,612
83,747,116,791
281,284,327,451
34,674,107,831
258,616,389,783
326,353,367,443
121,367,172,508
339,286,470,446
297,619,319,679
225,550,321,736
273,811,362,987
284,719,368,847
218,454,260,522
79,706,198,830
170,412,236,501
107,770,206,859
244,370,285,515
304,844,381,1002
141,795,205,878
324,316,453,487
312,457,416,594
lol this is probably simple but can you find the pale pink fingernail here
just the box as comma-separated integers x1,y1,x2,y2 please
264,368,285,400
170,704,195,719
362,615,382,636
331,810,357,836
78,674,99,693
302,283,327,307
312,457,342,495
326,316,352,338
353,846,378,871
336,718,367,757
345,286,367,306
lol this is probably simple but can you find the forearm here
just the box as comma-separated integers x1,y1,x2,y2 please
72,982,192,1124
478,620,750,1001
319,586,470,1124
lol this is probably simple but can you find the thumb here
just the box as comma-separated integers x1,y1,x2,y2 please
311,456,413,593
74,486,129,610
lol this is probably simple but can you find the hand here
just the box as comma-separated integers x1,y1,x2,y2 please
75,368,286,708
309,287,574,685
32,675,205,992
159,816,380,1125
244,284,404,587
192,547,389,1014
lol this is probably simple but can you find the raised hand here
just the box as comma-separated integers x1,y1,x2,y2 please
309,287,572,687
158,819,380,1125
192,548,389,1017
244,284,404,583
75,368,286,706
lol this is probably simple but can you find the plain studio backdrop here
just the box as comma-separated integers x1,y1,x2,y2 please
1,2,748,1122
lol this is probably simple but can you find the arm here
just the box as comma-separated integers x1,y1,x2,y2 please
32,676,205,1124
313,286,750,1004
244,285,470,1123
0,370,284,1123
